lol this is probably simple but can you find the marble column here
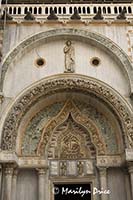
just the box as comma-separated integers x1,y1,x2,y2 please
37,168,47,200
0,165,2,199
5,166,14,200
11,169,18,200
128,165,133,199
99,167,108,200
124,168,132,200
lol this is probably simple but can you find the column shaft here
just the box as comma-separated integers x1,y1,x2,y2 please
0,165,2,200
99,167,108,200
5,167,13,200
128,166,133,199
37,168,47,200
12,169,18,200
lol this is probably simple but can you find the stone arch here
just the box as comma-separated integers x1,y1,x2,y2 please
0,28,133,93
37,100,106,156
0,74,133,152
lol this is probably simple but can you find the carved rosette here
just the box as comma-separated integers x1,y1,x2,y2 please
1,75,133,151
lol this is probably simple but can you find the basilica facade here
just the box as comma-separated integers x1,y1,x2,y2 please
0,1,133,200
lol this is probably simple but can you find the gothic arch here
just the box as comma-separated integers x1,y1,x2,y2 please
0,74,132,153
37,100,106,156
0,28,133,93
47,114,97,159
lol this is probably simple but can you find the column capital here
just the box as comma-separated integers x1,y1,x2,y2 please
13,168,18,177
98,167,107,176
128,163,133,174
36,167,48,175
4,164,17,176
5,167,14,176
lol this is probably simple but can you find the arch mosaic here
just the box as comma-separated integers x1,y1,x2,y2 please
0,28,133,93
37,100,106,156
21,98,119,156
1,74,133,151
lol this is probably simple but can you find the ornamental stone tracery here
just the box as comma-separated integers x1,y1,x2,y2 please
37,100,106,156
1,75,133,152
47,113,96,160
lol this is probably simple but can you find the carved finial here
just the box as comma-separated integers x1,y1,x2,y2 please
1,9,13,21
93,8,104,20
63,40,75,73
24,11,35,20
117,9,126,20
70,8,81,20
47,9,58,20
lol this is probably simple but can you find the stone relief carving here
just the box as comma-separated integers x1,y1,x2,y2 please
37,100,106,157
47,113,95,159
77,161,84,176
67,161,77,176
60,161,67,176
85,160,94,175
50,161,58,176
60,133,83,159
49,160,94,177
64,40,75,73
1,76,133,151
55,114,91,159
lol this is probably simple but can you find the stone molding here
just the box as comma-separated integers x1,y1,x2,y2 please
0,28,133,93
98,167,107,176
97,155,124,167
0,74,133,151
0,151,128,168
37,168,48,175
125,149,133,161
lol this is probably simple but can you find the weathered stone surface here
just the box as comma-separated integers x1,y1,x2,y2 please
0,29,132,94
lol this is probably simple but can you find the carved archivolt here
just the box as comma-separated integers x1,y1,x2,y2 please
37,100,106,156
20,99,118,156
1,74,133,151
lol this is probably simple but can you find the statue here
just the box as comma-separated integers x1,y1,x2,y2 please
60,161,67,176
77,161,84,176
63,40,75,73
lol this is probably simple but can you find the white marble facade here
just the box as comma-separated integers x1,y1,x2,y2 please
0,2,133,200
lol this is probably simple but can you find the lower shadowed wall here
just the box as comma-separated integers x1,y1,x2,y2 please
16,169,38,200
107,168,130,200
